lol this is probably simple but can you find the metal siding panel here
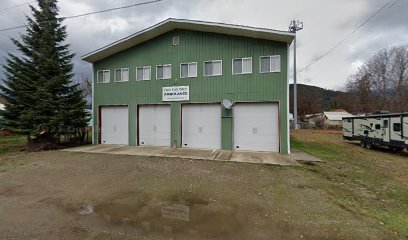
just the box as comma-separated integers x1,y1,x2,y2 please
221,107,233,150
171,103,181,148
129,103,137,146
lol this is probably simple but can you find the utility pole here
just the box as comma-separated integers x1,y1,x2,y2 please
289,20,303,129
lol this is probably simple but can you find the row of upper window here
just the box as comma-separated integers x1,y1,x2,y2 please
97,55,281,83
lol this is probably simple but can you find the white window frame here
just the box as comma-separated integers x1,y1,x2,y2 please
136,66,151,81
232,57,252,75
173,36,180,46
260,55,281,73
203,60,223,77
97,70,110,84
156,64,172,80
114,68,129,82
180,62,198,78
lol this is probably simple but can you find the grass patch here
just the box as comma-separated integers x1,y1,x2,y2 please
0,135,27,156
368,209,408,237
291,130,408,238
0,135,26,143
292,139,338,159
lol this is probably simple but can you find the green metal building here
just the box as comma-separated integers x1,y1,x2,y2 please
82,19,295,154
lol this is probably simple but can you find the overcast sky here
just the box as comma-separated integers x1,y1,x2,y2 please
0,0,407,90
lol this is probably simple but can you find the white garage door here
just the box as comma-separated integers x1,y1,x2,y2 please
182,104,221,149
234,103,279,152
139,105,171,147
101,106,129,145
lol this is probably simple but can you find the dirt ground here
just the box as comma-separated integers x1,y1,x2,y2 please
0,131,406,240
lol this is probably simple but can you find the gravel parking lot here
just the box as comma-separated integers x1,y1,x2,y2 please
0,144,395,240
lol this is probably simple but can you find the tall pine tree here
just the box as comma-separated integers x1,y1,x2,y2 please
0,0,88,143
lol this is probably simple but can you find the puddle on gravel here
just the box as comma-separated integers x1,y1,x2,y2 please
91,191,247,239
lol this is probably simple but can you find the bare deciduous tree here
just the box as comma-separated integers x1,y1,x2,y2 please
390,46,408,110
345,44,408,113
81,76,92,99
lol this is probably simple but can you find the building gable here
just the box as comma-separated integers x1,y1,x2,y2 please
82,18,294,63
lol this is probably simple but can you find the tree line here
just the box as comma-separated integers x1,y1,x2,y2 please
342,45,408,113
291,44,408,119
0,0,88,146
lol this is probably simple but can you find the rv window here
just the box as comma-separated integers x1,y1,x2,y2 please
375,124,381,130
383,120,389,128
393,123,401,132
364,130,369,135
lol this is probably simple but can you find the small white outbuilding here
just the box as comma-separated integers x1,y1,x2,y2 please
323,111,354,127
305,110,354,128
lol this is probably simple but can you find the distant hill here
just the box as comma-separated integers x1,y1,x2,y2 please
289,84,347,115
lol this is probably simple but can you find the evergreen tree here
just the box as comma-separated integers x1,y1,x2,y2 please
0,0,88,143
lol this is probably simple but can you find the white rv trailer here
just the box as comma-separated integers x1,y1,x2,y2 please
343,113,408,151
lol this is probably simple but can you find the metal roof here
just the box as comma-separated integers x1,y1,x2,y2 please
81,18,295,63
323,111,354,121
343,112,408,119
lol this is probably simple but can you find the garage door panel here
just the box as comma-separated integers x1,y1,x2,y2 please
138,106,155,146
182,104,221,149
155,105,171,146
234,103,279,152
139,105,171,147
101,106,129,145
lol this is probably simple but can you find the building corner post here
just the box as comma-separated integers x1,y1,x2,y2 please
91,64,95,144
287,42,291,154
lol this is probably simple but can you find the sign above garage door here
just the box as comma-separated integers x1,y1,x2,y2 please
162,86,189,102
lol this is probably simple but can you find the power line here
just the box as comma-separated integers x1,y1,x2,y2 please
0,0,163,33
297,0,401,74
65,0,163,19
0,1,35,13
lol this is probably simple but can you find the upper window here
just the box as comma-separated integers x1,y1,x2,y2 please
180,62,197,78
97,70,110,83
204,60,222,76
233,57,252,75
173,36,180,45
260,55,281,73
157,65,172,80
375,124,381,130
136,66,151,81
114,68,129,82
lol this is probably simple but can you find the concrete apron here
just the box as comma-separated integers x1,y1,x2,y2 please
62,145,303,166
